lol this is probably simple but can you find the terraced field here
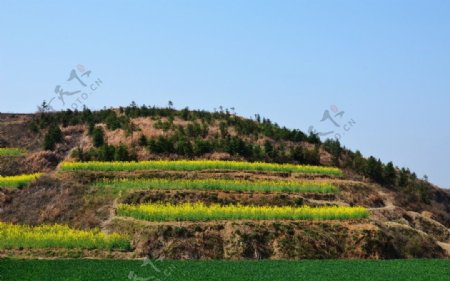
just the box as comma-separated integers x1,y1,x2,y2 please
95,178,338,193
0,173,42,188
0,147,25,157
2,159,446,261
117,203,368,221
0,222,129,250
60,160,343,176
42,160,378,259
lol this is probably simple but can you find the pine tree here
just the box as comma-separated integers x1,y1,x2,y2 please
323,139,342,166
366,156,383,183
92,127,105,148
383,161,397,186
352,151,367,174
290,146,305,163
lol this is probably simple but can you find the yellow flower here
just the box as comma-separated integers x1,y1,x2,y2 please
0,173,42,188
60,160,343,176
117,203,368,222
0,222,130,250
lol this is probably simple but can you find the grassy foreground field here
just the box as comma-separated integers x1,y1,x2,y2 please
0,259,448,281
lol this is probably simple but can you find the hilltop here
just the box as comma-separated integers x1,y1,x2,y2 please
0,104,449,259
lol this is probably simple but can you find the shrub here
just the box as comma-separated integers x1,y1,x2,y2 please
114,144,130,161
138,135,148,146
43,125,63,150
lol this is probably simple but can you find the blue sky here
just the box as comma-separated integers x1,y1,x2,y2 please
0,1,449,188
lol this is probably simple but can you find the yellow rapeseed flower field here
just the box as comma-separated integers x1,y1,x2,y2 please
117,203,368,221
60,160,343,176
0,173,42,188
0,222,130,250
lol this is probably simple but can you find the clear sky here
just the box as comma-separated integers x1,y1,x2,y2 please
0,1,449,188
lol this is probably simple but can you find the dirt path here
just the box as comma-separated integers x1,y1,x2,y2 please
369,191,396,211
437,242,450,256
306,198,349,207
100,197,119,233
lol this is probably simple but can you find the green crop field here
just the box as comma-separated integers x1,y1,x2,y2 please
0,259,448,281
95,178,339,193
0,148,25,157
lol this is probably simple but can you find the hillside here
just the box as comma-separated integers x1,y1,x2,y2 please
0,105,449,259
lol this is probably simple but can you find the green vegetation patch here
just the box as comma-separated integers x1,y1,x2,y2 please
95,178,339,193
0,148,26,157
0,259,448,281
